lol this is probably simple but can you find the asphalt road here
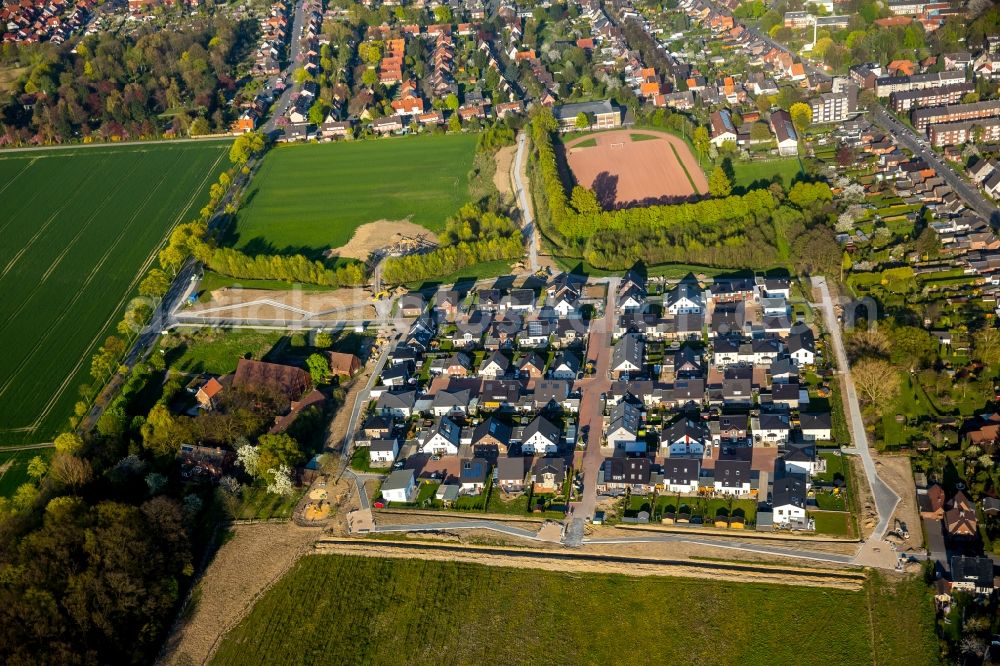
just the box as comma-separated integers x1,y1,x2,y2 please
511,131,540,273
870,106,1000,222
812,276,899,541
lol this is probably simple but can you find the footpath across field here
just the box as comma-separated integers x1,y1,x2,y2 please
0,141,229,445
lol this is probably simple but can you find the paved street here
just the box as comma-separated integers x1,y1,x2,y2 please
569,278,619,538
511,131,540,273
263,0,309,135
870,106,1000,222
811,276,899,541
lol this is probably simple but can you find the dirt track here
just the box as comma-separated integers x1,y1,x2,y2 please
494,145,515,197
315,538,866,590
564,129,708,207
160,523,320,666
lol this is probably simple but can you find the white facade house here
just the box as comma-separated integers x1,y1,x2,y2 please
419,417,462,455
381,469,417,503
665,281,704,315
368,439,399,466
714,460,752,497
772,477,808,527
520,416,560,454
662,459,700,494
800,412,832,441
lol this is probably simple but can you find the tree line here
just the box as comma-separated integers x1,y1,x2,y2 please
381,205,523,284
528,111,835,272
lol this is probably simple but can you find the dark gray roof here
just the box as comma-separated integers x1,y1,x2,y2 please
662,459,701,484
951,555,994,589
772,476,806,509
553,99,617,120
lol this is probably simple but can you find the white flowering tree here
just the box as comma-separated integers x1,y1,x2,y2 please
236,444,260,479
266,465,294,496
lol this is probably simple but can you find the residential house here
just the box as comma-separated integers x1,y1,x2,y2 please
951,556,995,595
532,457,566,493
607,401,644,453
665,278,704,314
381,469,417,503
800,412,832,441
662,459,700,494
550,351,581,380
597,457,653,495
328,351,361,377
769,109,799,157
521,415,560,454
714,459,753,496
661,417,710,458
772,476,808,527
459,458,491,495
196,377,224,410
787,323,816,366
611,333,644,378
496,456,528,494
368,438,400,466
518,353,546,379
473,416,512,457
420,416,462,455
945,490,978,537
479,351,511,378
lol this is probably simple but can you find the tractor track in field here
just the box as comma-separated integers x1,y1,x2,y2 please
24,149,228,436
0,152,183,407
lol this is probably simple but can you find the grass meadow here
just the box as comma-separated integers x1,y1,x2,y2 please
0,141,229,444
233,133,478,254
730,156,803,190
0,448,51,497
212,555,939,666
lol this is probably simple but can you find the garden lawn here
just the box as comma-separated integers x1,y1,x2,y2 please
212,555,939,666
234,133,478,254
730,156,803,189
0,142,229,445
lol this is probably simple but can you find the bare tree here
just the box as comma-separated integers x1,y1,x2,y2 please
852,358,900,409
847,328,890,363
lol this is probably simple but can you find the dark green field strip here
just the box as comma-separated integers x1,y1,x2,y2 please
234,133,478,252
0,143,228,442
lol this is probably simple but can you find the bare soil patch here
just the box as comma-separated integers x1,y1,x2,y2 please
329,219,438,261
187,287,375,323
493,145,515,197
873,453,921,547
160,522,320,666
564,129,708,208
316,538,865,590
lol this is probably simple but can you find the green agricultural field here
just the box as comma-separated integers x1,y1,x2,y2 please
0,448,51,498
730,156,803,189
213,555,939,666
234,133,479,254
0,142,229,445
